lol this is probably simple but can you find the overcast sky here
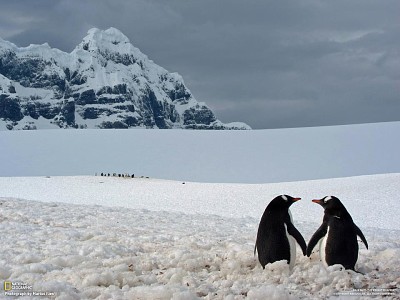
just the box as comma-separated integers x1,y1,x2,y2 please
0,0,399,129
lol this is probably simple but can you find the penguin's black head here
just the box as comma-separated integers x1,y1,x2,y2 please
269,195,301,209
312,196,341,208
312,196,350,218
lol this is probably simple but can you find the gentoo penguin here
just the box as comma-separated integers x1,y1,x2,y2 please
307,196,368,270
255,195,306,269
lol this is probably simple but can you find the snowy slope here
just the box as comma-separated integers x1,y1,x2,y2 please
0,174,399,230
0,121,399,183
0,175,399,299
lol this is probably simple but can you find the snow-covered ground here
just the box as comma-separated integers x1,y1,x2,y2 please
1,122,399,298
1,121,400,183
1,175,399,299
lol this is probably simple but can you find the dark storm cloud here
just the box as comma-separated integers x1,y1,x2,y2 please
1,0,399,128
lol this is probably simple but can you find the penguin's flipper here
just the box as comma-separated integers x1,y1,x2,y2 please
254,243,257,256
286,220,307,255
307,223,328,257
354,224,368,249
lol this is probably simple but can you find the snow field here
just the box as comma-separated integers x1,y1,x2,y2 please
0,175,399,299
1,121,400,183
0,174,399,230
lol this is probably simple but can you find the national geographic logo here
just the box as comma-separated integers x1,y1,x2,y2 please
3,281,56,297
4,281,32,291
4,281,12,291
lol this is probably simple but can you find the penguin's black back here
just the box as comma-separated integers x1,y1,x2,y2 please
324,216,359,270
256,206,291,268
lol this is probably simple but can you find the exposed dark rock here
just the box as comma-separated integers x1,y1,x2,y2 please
2,58,47,86
0,95,23,121
22,123,37,130
123,116,138,126
183,105,216,126
25,102,40,119
99,121,128,129
69,73,87,85
146,88,167,129
64,68,71,81
96,86,113,96
99,50,137,66
113,84,127,94
0,51,17,76
61,100,75,125
168,82,191,101
77,89,96,105
97,96,117,104
36,102,61,119
81,107,110,119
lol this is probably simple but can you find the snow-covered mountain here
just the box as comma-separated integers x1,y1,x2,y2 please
0,28,250,130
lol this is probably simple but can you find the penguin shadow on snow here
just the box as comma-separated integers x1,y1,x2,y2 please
254,195,307,271
254,195,368,274
306,196,368,274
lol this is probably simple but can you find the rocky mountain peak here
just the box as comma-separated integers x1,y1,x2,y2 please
79,28,130,52
88,27,130,44
75,28,147,65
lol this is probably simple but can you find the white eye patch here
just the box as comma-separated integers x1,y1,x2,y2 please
324,196,332,203
282,195,288,201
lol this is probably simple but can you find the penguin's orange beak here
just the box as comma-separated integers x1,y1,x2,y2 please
292,197,301,202
312,199,323,204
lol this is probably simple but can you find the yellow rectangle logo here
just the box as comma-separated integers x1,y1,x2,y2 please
4,281,12,291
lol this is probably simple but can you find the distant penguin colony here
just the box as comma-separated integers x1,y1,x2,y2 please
255,195,307,269
306,196,368,270
98,173,135,178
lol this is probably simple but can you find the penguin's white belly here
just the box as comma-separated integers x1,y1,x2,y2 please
286,209,296,269
318,226,330,268
284,223,296,270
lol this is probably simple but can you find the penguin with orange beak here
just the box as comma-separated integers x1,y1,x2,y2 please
307,196,368,270
255,195,306,269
